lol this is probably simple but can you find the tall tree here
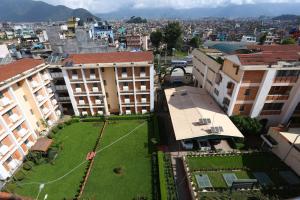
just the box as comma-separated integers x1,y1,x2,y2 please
163,22,183,52
150,29,163,50
281,37,296,45
189,37,201,48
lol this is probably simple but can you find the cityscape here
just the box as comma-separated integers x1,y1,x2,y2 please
1,0,300,200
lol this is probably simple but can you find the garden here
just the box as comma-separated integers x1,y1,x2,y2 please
185,152,300,200
3,114,160,200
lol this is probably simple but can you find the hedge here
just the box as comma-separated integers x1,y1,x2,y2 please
158,151,167,200
78,114,153,122
153,114,160,144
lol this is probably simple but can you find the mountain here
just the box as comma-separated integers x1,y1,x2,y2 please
273,15,300,21
97,3,300,19
0,0,98,22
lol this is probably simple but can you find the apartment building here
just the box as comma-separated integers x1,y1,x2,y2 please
0,59,60,179
192,48,222,95
59,51,154,116
210,45,300,125
126,34,142,49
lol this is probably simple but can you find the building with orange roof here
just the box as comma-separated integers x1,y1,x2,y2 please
0,59,61,180
193,45,300,126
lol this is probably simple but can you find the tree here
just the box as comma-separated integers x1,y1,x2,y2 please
259,33,267,45
150,29,163,50
281,37,296,45
189,36,201,48
163,22,183,53
230,115,262,135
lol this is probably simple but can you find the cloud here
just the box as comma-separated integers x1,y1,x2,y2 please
38,0,300,13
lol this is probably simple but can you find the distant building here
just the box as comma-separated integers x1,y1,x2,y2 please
89,22,114,43
240,35,256,43
126,34,142,50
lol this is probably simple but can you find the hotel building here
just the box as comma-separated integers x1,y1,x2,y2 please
0,59,60,179
50,51,154,116
193,45,300,126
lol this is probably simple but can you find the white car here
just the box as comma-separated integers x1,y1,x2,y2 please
181,140,193,150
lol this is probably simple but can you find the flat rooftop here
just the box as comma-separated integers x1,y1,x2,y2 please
164,86,244,141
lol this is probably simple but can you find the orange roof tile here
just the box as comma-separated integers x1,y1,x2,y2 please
0,59,44,82
64,51,153,65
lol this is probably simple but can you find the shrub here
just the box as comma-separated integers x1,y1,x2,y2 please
14,170,26,181
47,133,55,139
4,183,17,192
158,151,167,200
57,124,64,129
26,151,45,165
23,161,34,171
51,127,59,134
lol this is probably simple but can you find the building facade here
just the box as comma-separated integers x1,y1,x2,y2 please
58,51,154,116
0,59,60,179
193,45,300,126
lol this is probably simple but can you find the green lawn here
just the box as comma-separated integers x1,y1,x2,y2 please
14,122,102,200
82,120,153,200
188,152,287,171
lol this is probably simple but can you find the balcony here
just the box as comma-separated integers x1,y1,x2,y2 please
9,114,20,123
95,99,102,105
52,99,57,105
75,88,82,93
7,159,21,171
0,97,11,107
42,74,50,81
36,95,46,103
78,100,85,105
42,107,50,115
18,128,28,138
0,145,9,156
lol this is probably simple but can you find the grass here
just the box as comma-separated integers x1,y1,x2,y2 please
188,152,287,171
13,122,102,200
158,151,167,200
81,120,153,200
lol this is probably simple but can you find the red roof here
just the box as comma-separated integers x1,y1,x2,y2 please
247,44,300,52
64,51,153,65
0,59,44,82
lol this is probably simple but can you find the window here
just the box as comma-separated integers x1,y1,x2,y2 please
36,121,40,127
207,79,212,85
122,68,127,73
72,70,77,75
93,83,97,87
101,68,105,73
17,82,21,86
126,107,130,111
140,67,145,72
214,88,219,96
75,84,80,88
7,110,13,116
108,104,111,109
103,80,107,85
79,97,83,100
244,89,251,96
227,82,234,89
239,105,245,112
263,103,284,111
0,92,3,98
16,126,21,131
123,82,128,86
141,81,146,86
125,95,129,99
106,92,109,98
23,95,27,101
142,94,146,98
30,109,34,115
223,97,230,106
276,70,300,77
90,69,95,74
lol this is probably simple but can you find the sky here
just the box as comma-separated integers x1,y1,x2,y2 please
39,0,300,13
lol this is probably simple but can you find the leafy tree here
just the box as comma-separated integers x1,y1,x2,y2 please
163,22,183,53
150,29,163,50
259,33,267,45
230,115,262,135
281,37,296,45
189,36,201,48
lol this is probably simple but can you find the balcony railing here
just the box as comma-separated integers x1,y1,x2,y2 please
42,107,50,115
124,99,130,104
266,95,289,101
0,97,11,107
18,128,28,138
0,145,9,156
9,114,20,123
31,81,40,88
141,98,147,103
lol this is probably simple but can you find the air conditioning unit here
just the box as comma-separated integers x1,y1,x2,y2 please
124,98,130,104
18,128,28,137
47,120,53,126
92,87,99,92
79,100,85,105
123,86,129,91
47,88,53,93
95,99,102,104
141,98,147,103
10,114,19,123
140,85,146,91
0,97,11,107
142,109,147,114
125,110,131,115
90,74,96,79
98,110,104,115
82,111,88,116
75,88,82,93
56,110,61,116
122,73,128,78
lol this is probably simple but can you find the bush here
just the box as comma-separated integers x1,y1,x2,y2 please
230,115,263,135
13,170,26,181
57,123,64,129
4,183,17,192
51,127,59,134
26,151,45,165
47,133,55,139
158,151,167,200
23,161,34,171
